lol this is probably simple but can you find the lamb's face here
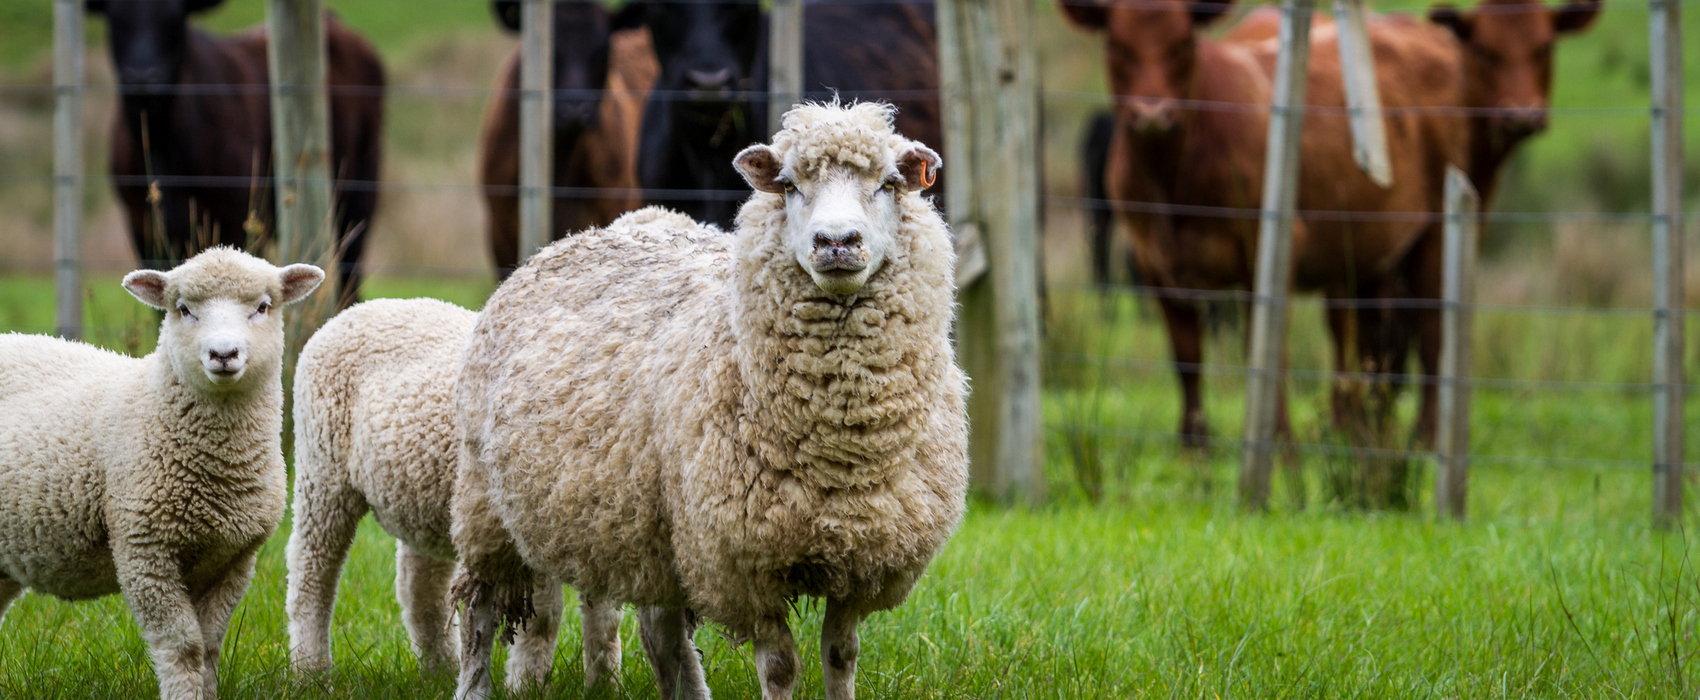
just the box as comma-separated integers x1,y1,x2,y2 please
736,139,940,296
123,248,323,393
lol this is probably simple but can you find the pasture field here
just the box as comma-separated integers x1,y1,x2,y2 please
0,276,1695,699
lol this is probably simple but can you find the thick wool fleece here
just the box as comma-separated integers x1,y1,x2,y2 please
0,248,300,700
454,106,968,639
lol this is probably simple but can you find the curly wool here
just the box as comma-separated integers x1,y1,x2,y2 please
454,110,968,639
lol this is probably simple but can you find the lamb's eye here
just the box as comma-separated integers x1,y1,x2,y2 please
256,301,271,315
176,303,190,317
881,179,899,192
781,181,797,194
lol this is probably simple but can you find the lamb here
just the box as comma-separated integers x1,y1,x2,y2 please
450,101,968,700
285,297,622,691
0,247,323,700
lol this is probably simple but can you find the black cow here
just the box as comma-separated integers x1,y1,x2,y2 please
90,0,384,308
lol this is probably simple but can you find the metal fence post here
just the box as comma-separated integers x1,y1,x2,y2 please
769,0,804,134
518,0,554,262
1240,0,1312,511
938,0,1044,504
1437,167,1478,520
53,0,84,341
1649,0,1685,529
1332,0,1391,187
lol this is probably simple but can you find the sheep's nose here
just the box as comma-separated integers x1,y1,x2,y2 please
814,230,862,250
685,68,733,90
208,348,240,364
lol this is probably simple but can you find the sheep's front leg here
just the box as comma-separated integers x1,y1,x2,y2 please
118,554,208,700
395,543,458,673
0,578,23,625
638,606,709,699
580,595,623,690
821,599,865,700
504,579,563,694
192,548,260,700
753,616,799,700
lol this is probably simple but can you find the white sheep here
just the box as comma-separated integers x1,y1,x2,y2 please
450,101,968,700
285,297,622,690
0,247,323,700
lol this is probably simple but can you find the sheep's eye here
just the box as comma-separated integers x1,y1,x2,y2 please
176,303,191,318
881,179,899,193
781,180,797,194
256,301,272,315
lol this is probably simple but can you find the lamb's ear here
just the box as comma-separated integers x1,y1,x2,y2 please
277,264,326,305
122,270,170,310
896,143,941,192
1057,0,1107,30
1428,4,1472,42
734,145,787,194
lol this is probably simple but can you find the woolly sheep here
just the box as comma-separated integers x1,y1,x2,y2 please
450,101,967,700
0,248,323,700
285,297,622,691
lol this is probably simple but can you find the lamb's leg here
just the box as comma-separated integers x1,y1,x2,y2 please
821,599,865,700
638,606,710,700
753,616,799,700
284,477,368,672
580,595,623,691
395,543,458,673
0,578,23,625
454,571,500,700
504,579,563,694
117,554,207,700
192,548,260,700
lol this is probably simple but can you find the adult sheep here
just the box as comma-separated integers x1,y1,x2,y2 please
451,102,966,700
0,248,324,700
285,298,621,692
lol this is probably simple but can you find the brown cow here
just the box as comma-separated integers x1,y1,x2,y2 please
479,3,659,278
1060,0,1293,446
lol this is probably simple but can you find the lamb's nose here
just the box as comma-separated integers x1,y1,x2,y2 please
686,68,732,90
208,348,239,364
813,230,862,249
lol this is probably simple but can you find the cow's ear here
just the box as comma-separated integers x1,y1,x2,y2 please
1057,0,1107,30
185,0,226,14
1428,4,1472,42
1190,0,1234,27
491,0,522,32
610,1,650,31
1553,0,1601,34
85,0,107,15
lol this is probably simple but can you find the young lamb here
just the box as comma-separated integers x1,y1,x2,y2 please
285,297,621,690
0,247,323,700
450,101,968,700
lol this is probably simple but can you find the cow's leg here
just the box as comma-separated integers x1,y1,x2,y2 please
822,599,865,700
194,548,260,700
1406,230,1445,448
504,579,562,694
0,578,23,626
580,595,623,691
1324,300,1360,430
284,477,367,672
754,616,799,700
1157,295,1209,447
638,606,710,700
395,543,458,673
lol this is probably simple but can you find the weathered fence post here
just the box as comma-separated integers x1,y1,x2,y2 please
1331,0,1390,187
769,0,804,134
1240,0,1312,511
518,0,554,262
937,0,1043,503
53,0,84,341
1436,167,1478,520
1649,0,1685,530
267,0,336,295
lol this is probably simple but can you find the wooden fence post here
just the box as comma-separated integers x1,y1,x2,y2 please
1436,166,1477,520
769,0,804,134
1240,0,1313,511
518,0,553,262
1331,0,1390,187
267,0,336,304
1649,0,1685,529
937,0,1043,504
53,0,84,341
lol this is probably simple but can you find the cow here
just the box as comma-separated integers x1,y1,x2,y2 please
90,0,384,309
478,0,659,279
622,0,943,229
1059,0,1293,446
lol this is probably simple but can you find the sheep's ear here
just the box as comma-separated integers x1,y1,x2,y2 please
277,264,326,305
896,144,941,193
1057,0,1107,30
1553,0,1601,34
492,0,522,32
122,270,170,310
734,145,787,194
1428,4,1472,42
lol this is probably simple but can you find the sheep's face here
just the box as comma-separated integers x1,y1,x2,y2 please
123,248,324,393
735,140,940,296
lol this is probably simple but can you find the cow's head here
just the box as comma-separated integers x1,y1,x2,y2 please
1059,0,1234,136
88,0,227,89
620,0,762,112
1429,0,1601,145
492,0,616,139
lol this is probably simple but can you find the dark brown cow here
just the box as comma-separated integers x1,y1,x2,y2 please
1061,0,1291,445
479,1,659,278
93,0,384,309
